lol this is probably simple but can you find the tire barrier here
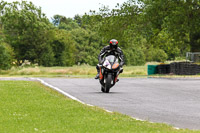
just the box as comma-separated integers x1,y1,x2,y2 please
170,62,200,75
148,62,200,75
157,64,170,74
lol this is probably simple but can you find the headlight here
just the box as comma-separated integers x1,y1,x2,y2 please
112,63,119,69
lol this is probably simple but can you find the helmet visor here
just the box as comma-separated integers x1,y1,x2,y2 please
110,44,117,50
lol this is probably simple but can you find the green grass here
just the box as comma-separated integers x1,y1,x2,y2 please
0,81,199,133
0,65,147,78
1,64,200,78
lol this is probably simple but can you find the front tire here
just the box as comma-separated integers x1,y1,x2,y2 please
101,86,105,92
105,74,112,93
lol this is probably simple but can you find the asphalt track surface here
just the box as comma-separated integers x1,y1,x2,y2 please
38,78,200,130
1,77,200,130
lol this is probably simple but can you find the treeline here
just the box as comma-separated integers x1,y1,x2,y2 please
0,1,77,69
1,0,200,69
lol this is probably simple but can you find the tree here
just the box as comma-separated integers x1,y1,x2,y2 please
51,29,76,66
0,1,55,66
71,27,101,65
74,14,82,27
81,0,147,65
141,0,200,53
0,42,14,70
52,15,79,30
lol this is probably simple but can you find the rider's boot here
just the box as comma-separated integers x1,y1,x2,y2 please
95,65,100,79
116,67,123,82
95,73,99,79
119,67,123,73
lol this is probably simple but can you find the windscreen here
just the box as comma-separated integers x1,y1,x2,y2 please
105,55,118,63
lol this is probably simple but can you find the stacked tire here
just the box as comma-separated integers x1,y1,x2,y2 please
170,62,200,75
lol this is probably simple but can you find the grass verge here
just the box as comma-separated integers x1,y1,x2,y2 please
1,65,200,78
0,81,199,133
0,65,147,78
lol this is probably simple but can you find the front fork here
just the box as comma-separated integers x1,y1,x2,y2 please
99,65,123,85
98,64,104,80
115,67,123,82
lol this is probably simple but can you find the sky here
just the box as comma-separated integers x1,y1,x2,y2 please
6,0,128,19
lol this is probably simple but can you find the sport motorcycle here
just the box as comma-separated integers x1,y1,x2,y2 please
98,55,123,93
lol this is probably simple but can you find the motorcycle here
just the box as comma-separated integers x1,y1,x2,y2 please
98,55,123,93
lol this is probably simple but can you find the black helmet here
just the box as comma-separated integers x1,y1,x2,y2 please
109,39,118,50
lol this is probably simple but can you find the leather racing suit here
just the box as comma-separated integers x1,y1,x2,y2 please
96,45,125,76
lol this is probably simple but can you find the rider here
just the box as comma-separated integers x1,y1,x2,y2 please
95,39,125,79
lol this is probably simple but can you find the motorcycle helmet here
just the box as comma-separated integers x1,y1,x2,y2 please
109,39,118,50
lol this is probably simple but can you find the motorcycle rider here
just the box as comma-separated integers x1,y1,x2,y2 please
95,39,125,79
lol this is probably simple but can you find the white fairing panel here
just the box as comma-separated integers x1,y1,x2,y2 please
103,60,111,69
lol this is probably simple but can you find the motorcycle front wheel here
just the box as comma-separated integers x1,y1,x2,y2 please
104,73,112,93
101,86,105,92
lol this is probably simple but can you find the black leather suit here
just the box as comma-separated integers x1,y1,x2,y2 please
96,45,125,71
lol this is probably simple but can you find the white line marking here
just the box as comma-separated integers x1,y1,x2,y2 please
34,78,113,113
174,127,180,130
134,117,145,121
105,109,113,113
32,78,181,130
86,104,94,107
34,78,86,105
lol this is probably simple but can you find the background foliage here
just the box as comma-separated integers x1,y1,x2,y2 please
1,0,200,69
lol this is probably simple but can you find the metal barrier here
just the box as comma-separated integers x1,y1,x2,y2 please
186,52,200,63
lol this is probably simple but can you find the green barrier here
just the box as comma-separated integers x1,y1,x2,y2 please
147,65,158,75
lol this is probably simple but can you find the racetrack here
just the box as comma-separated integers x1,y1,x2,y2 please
40,78,200,130
1,77,200,130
